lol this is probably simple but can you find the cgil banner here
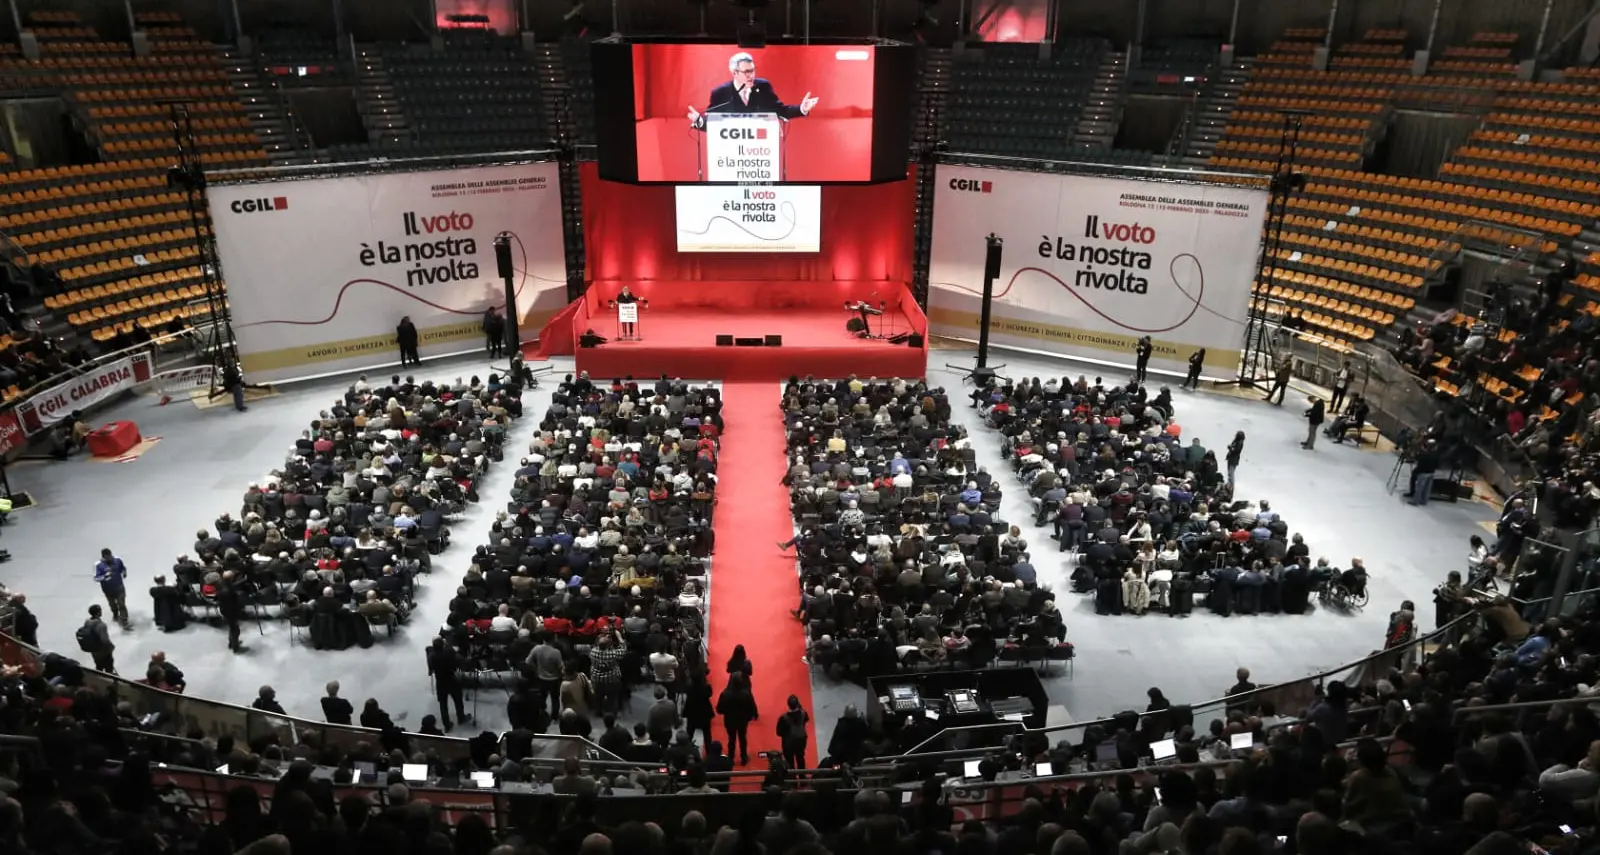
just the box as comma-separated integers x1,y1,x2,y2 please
674,184,822,253
927,165,1269,378
16,352,154,434
207,162,567,384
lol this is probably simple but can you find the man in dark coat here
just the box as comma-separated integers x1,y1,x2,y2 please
396,316,420,366
217,570,247,654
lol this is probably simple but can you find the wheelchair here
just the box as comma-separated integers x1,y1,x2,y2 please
1317,571,1369,610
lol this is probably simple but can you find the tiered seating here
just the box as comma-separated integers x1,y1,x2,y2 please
944,39,1105,158
384,44,548,152
557,37,597,146
1208,31,1600,351
0,10,269,347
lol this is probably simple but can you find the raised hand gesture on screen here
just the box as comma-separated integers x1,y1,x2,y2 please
687,105,702,127
799,92,819,115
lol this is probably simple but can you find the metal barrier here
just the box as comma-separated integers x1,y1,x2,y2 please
0,326,206,459
874,586,1600,766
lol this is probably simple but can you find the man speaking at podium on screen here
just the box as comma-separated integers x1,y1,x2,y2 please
687,52,819,129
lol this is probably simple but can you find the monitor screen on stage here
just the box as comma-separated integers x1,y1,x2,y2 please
593,41,915,184
674,184,821,253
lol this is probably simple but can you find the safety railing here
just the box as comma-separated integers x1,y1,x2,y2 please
0,325,207,459
874,585,1600,766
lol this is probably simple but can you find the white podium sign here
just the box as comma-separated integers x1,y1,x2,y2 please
705,113,784,182
618,303,639,324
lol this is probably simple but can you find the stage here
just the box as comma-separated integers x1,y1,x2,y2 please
533,280,928,382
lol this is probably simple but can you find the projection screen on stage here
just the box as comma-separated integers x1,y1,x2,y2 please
207,162,566,384
927,165,1269,379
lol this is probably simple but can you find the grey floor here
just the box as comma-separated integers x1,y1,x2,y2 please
0,347,1494,755
804,349,1496,752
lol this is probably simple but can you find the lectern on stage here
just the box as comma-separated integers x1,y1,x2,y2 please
607,298,648,341
704,113,786,182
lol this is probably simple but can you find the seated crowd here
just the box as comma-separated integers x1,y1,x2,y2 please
429,374,723,750
977,375,1347,618
153,372,520,650
6,557,1600,855
781,376,1071,680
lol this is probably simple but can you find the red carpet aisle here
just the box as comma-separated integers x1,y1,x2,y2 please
708,382,816,767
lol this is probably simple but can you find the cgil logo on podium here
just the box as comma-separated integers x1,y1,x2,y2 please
718,127,769,140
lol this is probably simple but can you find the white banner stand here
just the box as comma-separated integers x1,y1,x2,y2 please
704,113,785,182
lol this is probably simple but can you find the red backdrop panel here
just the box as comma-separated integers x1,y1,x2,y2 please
631,45,876,183
579,161,916,285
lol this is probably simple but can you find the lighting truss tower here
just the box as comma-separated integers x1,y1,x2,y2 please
166,102,240,401
1238,109,1307,388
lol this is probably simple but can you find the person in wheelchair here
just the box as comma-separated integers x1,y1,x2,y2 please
1338,558,1369,598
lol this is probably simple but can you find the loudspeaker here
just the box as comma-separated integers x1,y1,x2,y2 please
735,336,764,347
494,236,514,280
907,333,925,348
716,334,734,347
764,334,782,347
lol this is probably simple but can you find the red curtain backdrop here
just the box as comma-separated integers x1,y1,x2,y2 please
631,45,876,183
579,161,916,284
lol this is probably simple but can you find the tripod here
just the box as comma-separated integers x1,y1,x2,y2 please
1386,455,1412,496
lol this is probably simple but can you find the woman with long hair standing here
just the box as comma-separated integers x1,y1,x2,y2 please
1225,431,1245,485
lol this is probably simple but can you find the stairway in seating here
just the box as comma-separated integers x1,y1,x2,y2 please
531,42,574,146
1071,50,1126,149
1182,57,1252,165
216,46,303,164
354,44,411,147
911,48,952,152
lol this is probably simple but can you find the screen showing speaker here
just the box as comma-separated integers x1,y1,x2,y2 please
674,184,821,253
593,41,915,184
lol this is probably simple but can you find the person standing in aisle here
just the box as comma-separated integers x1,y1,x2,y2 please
777,694,811,771
427,636,470,731
93,548,131,629
78,605,116,673
716,673,758,766
217,570,246,654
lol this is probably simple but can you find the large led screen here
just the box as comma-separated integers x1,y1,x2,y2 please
593,41,914,185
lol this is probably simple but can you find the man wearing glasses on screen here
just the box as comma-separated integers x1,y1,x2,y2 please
688,52,819,129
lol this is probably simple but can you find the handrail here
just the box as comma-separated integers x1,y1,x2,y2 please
869,603,1487,765
0,632,626,765
1452,697,1600,721
1,325,200,417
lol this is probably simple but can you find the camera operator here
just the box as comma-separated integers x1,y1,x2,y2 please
1409,439,1442,506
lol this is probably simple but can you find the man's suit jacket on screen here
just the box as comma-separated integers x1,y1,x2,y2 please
697,78,806,128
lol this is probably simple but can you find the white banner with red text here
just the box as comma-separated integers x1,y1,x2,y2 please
16,352,153,434
927,165,1269,378
206,162,566,384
